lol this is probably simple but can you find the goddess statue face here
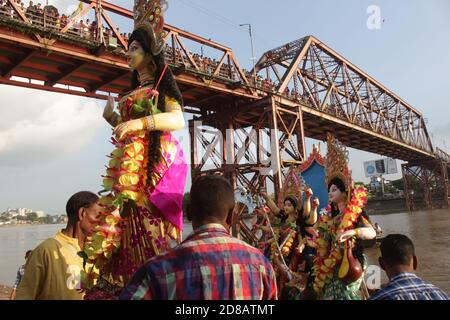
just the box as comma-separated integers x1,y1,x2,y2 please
284,199,296,216
127,40,152,71
328,184,344,204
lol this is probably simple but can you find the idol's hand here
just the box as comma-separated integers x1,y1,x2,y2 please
296,242,306,255
305,227,319,239
256,225,271,233
336,230,355,243
254,208,264,217
312,198,320,209
103,96,115,120
114,119,144,141
304,187,313,198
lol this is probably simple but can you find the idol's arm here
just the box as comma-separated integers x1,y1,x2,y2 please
264,194,281,216
354,226,377,240
142,109,185,132
113,104,185,141
337,226,376,243
303,188,312,218
103,96,122,127
306,198,319,226
105,113,122,127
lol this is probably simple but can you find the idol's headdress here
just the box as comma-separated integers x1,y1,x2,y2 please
133,0,168,55
325,133,353,194
277,166,303,208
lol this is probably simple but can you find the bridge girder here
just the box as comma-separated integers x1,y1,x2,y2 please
0,0,448,199
254,36,437,158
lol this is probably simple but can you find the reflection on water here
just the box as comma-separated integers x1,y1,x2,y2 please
1,210,449,294
366,209,450,294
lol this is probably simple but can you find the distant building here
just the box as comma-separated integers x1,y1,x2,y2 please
5,208,35,217
35,211,45,218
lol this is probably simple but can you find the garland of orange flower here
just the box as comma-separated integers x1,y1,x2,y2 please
311,186,368,295
80,133,147,289
80,89,159,290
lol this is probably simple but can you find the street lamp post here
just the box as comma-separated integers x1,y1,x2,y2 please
239,23,257,86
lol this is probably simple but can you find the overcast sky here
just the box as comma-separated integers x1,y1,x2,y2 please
0,0,449,215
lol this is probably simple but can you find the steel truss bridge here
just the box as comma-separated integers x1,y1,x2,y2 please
0,0,448,210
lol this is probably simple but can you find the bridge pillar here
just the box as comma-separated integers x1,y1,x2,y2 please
402,164,415,212
188,95,306,204
222,114,237,189
440,160,450,208
402,160,450,211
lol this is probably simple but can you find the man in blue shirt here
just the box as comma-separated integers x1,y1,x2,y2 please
9,250,32,300
370,234,448,300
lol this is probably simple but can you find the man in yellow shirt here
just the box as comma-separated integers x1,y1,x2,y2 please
16,191,101,300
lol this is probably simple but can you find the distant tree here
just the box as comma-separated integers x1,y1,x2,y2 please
38,215,54,224
2,213,12,219
391,179,405,191
26,212,38,221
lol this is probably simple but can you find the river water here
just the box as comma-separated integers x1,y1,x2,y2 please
1,210,449,294
0,223,193,287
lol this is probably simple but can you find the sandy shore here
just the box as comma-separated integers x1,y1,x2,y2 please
0,285,11,300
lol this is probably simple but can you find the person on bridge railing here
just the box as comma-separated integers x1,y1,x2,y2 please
25,0,34,20
0,0,6,15
34,2,42,25
60,13,67,29
80,0,187,300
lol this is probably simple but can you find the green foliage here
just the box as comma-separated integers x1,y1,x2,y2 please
26,212,38,221
390,179,405,191
37,215,54,224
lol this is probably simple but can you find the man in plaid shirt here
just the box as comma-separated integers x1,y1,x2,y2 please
370,234,448,300
120,175,277,300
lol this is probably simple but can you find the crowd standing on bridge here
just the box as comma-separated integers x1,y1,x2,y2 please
0,0,308,98
0,0,131,45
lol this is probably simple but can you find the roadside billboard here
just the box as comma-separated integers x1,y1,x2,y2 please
364,158,398,177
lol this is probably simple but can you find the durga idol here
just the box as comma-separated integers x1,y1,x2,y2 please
81,0,187,299
311,134,376,300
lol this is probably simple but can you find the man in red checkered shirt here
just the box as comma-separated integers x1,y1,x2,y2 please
120,175,277,300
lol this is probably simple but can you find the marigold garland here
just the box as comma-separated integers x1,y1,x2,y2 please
80,92,158,290
311,186,368,295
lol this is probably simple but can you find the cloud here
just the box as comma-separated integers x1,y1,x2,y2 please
433,123,450,137
0,85,104,167
46,0,77,15
430,122,450,152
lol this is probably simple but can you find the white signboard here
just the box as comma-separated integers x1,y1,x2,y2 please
385,158,398,175
364,158,398,177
